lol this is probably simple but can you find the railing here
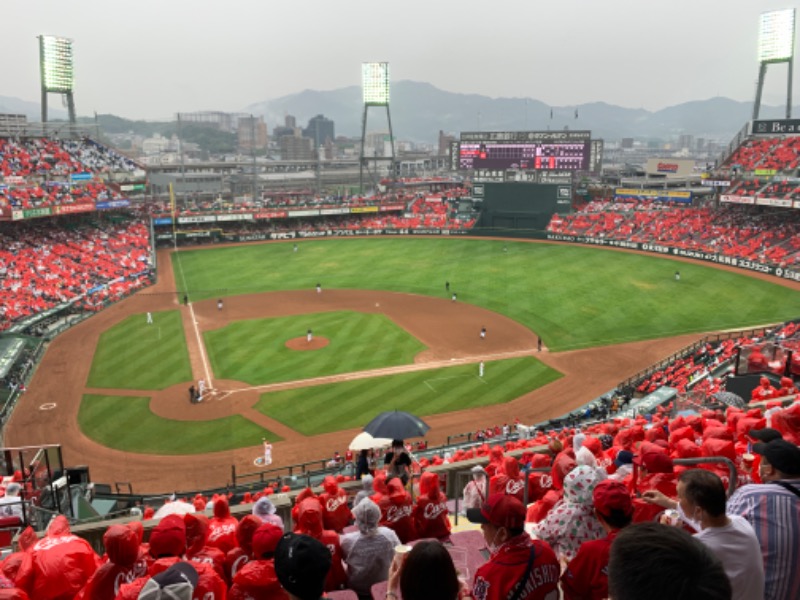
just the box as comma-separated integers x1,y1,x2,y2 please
11,446,750,556
717,121,752,168
0,123,97,139
616,325,778,395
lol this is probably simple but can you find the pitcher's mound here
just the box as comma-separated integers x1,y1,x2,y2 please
285,337,330,351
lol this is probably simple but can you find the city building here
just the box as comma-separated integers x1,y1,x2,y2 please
238,116,268,152
279,133,314,160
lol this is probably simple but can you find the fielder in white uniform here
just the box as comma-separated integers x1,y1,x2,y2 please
263,439,273,466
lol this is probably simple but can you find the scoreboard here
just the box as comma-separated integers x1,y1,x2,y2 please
456,130,592,172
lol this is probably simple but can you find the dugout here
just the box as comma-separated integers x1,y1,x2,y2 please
474,182,572,232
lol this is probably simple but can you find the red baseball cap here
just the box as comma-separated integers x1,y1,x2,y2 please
466,493,525,529
252,523,284,558
592,480,633,518
633,452,674,474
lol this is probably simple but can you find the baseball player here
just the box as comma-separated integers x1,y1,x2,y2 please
316,283,322,294
452,292,457,302
217,299,223,310
307,329,313,342
293,243,298,253
146,312,153,324
263,439,273,466
480,326,486,340
479,361,485,377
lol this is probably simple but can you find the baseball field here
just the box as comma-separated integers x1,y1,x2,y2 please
6,237,800,492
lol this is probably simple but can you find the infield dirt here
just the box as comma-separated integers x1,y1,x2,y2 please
6,244,795,494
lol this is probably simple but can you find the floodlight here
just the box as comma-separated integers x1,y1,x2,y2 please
758,8,795,63
362,62,390,105
39,35,75,92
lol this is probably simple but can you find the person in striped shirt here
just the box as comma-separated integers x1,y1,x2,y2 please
727,438,800,600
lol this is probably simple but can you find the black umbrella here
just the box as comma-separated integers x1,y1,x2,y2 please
364,410,430,440
713,391,747,410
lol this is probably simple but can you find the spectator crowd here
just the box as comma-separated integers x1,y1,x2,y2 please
548,201,800,267
0,217,152,331
0,391,797,599
0,137,141,211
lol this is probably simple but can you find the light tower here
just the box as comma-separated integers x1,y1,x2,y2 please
359,62,395,191
38,35,76,124
752,8,796,120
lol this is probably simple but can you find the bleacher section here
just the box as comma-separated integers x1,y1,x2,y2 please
725,136,800,172
548,202,800,267
0,217,152,332
0,136,142,216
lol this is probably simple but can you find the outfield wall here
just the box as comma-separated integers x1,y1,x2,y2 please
541,232,800,284
155,224,800,284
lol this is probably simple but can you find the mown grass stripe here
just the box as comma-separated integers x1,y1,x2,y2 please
78,394,281,455
255,356,562,436
205,311,426,385
175,239,800,352
87,311,192,390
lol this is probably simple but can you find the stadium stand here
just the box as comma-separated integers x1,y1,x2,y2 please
0,137,141,211
1,128,799,598
0,217,152,332
547,203,800,266
725,136,800,171
0,386,796,598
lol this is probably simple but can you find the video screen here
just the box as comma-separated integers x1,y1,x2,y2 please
458,141,590,171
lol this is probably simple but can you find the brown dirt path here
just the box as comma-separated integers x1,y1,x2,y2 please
4,242,798,494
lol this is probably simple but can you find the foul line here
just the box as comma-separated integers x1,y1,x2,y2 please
174,245,214,388
187,302,213,388
223,348,535,398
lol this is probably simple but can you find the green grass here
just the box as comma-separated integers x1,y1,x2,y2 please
205,311,427,385
172,239,800,351
78,394,281,454
86,311,193,389
255,356,562,436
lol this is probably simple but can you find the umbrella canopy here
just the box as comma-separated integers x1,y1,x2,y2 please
364,410,430,440
153,500,196,520
713,391,747,410
349,432,393,451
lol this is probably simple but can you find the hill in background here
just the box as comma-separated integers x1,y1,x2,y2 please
5,81,798,144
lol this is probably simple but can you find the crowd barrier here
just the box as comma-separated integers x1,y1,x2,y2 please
17,449,743,557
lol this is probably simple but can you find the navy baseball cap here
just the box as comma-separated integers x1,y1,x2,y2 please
753,439,800,476
748,428,783,443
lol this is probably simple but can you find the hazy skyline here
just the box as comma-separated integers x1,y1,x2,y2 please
2,0,797,121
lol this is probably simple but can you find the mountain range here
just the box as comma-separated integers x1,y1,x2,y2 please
246,81,799,144
3,81,798,143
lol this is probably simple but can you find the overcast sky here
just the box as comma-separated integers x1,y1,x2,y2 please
2,0,797,120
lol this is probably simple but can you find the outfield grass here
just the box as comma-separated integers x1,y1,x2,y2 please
172,239,800,351
78,394,281,454
86,311,193,389
205,311,427,385
254,356,562,436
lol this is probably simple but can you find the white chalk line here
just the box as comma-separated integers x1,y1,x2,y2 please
221,347,534,399
173,246,214,388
